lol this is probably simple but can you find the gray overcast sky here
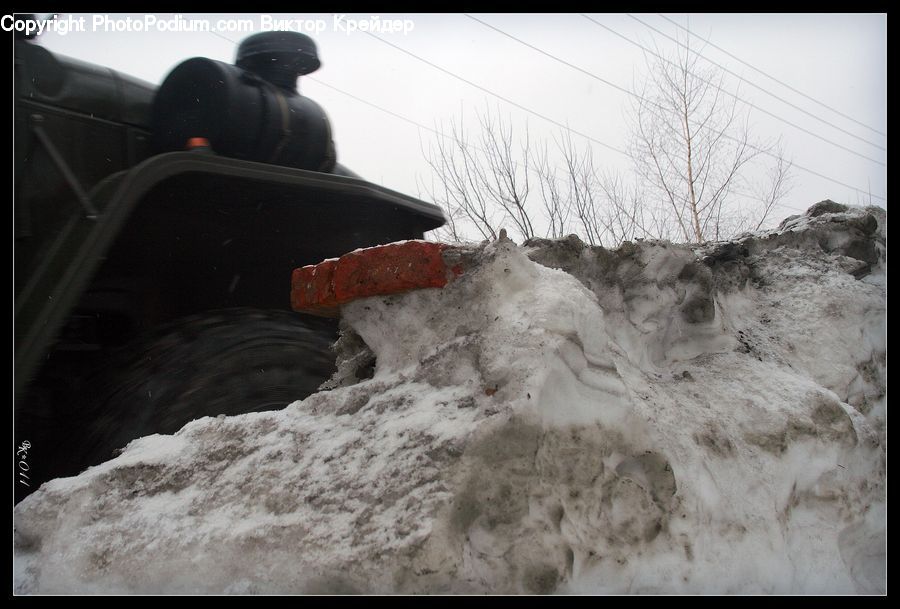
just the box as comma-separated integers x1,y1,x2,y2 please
37,12,887,232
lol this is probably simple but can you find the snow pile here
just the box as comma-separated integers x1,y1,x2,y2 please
14,202,886,594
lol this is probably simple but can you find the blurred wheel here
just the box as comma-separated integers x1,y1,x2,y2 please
16,308,337,502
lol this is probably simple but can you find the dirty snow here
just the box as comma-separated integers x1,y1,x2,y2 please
13,202,886,594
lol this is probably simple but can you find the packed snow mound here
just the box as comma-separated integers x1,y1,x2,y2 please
14,202,886,594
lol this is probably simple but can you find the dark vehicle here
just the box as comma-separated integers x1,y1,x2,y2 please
14,26,444,502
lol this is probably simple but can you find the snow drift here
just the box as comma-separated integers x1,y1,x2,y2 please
14,201,886,594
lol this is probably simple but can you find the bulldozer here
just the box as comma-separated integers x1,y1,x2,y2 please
14,23,445,502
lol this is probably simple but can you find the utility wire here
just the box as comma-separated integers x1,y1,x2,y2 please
310,63,812,218
212,30,808,225
580,13,886,162
308,76,443,139
361,30,629,157
318,76,809,215
657,13,887,137
213,28,602,201
627,13,887,150
208,29,875,210
308,78,594,188
460,14,884,202
213,29,454,144
212,31,563,193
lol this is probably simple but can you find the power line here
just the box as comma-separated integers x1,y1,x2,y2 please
308,77,442,138
657,13,887,138
210,27,883,205
308,79,810,224
463,16,637,105
319,75,809,215
580,13,886,163
208,28,238,46
308,78,594,186
210,30,590,199
213,28,456,147
312,76,614,215
226,37,812,234
216,28,798,223
462,14,885,202
360,30,630,158
626,14,887,152
731,190,806,214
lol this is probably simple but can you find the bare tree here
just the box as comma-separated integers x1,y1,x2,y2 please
422,33,793,246
627,32,792,243
421,108,536,242
556,131,602,246
477,111,535,240
422,117,499,241
594,169,655,243
419,174,466,243
533,143,570,239
535,132,662,246
750,146,795,231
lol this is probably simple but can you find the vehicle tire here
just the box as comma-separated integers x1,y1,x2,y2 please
35,308,338,491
